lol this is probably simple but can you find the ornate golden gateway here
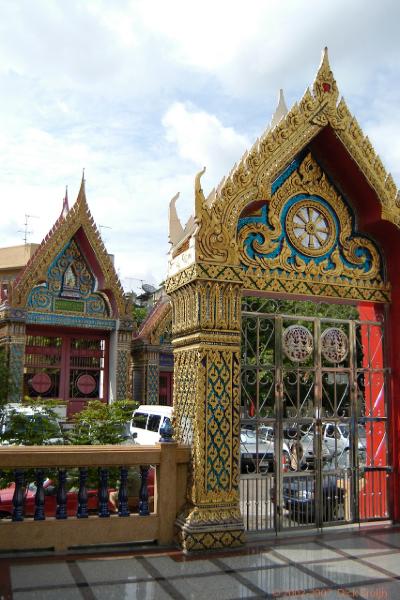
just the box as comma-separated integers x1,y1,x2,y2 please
166,48,398,551
167,48,397,303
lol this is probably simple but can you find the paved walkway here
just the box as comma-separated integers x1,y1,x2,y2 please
1,524,400,599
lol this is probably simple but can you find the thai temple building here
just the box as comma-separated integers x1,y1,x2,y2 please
131,293,173,406
0,179,133,416
1,48,400,551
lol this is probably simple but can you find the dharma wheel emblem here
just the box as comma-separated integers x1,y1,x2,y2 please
286,200,336,257
321,327,349,363
282,325,313,362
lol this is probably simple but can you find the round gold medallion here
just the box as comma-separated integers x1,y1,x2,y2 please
285,200,336,257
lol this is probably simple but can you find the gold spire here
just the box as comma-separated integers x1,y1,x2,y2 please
76,169,87,206
313,46,339,106
270,89,288,129
60,186,69,219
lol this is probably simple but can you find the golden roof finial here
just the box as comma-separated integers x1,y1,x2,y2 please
76,169,87,206
313,46,339,106
270,89,288,129
60,185,69,219
194,166,206,223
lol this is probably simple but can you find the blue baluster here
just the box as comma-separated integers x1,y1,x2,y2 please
34,469,45,521
77,467,89,518
98,468,110,518
159,418,174,442
56,469,68,520
118,467,130,517
139,465,150,516
12,470,25,522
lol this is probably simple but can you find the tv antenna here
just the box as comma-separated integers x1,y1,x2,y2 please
18,214,39,244
99,224,112,242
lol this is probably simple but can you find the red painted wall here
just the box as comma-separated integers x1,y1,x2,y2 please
310,128,400,521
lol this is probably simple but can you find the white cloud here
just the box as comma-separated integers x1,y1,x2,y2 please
0,0,398,286
162,102,250,197
137,0,400,95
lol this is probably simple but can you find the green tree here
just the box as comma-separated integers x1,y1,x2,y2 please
67,399,138,445
132,305,148,327
0,399,63,446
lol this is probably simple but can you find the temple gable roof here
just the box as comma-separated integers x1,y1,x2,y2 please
168,48,400,273
11,178,129,319
135,295,171,346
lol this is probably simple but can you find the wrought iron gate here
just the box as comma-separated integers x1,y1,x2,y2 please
240,297,390,532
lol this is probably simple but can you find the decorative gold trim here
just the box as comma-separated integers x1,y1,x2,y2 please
237,153,385,296
167,260,390,303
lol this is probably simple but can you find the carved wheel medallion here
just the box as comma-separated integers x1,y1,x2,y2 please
321,327,349,363
283,325,314,362
286,200,336,257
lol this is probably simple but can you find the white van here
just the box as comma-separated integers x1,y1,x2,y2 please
130,405,173,445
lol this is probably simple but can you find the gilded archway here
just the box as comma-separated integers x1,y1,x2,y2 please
166,49,399,551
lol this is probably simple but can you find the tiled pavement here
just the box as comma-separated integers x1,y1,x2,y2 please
1,524,400,599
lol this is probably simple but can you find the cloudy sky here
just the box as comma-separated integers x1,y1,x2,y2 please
0,1,399,292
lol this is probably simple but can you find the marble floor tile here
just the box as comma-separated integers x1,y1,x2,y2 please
217,550,286,570
272,541,343,562
367,531,400,549
91,581,173,600
13,588,82,600
145,554,220,577
279,592,342,600
77,557,152,583
320,535,391,556
239,563,326,595
305,557,389,586
361,551,400,577
166,572,255,600
10,562,75,590
350,579,400,599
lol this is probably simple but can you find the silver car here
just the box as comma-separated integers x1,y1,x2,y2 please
240,426,291,473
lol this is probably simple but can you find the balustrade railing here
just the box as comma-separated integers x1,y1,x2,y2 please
0,443,190,551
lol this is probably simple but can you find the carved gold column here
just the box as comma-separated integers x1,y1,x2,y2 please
0,308,26,403
116,327,132,400
167,265,245,551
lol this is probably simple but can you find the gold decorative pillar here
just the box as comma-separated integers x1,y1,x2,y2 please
116,327,132,400
167,265,245,551
0,307,26,403
145,349,159,404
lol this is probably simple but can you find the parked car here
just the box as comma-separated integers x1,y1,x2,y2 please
240,426,291,473
130,405,173,445
323,422,367,461
0,478,100,518
0,469,155,518
282,475,345,522
290,425,332,469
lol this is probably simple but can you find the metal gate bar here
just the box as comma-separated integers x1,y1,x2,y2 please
240,297,390,533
